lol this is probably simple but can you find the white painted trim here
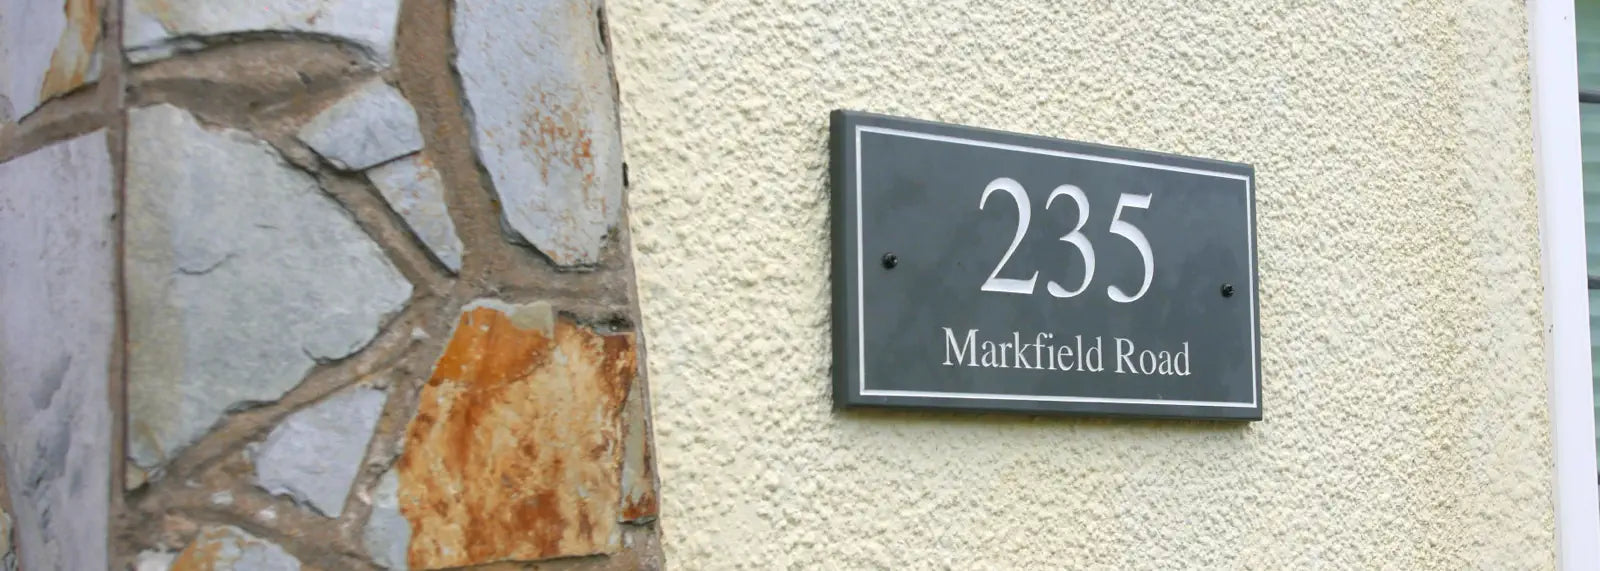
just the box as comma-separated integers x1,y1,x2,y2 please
853,125,1258,409
1532,0,1600,567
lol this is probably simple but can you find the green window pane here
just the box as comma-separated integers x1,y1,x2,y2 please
1581,109,1600,271
1592,290,1600,462
1579,0,1600,472
1582,0,1600,90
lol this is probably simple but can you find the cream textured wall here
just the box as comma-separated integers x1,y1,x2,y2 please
611,0,1556,568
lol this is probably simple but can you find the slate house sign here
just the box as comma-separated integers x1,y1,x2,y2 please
829,110,1261,421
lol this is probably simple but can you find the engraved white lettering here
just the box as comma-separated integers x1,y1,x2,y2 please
943,327,977,366
1035,333,1049,370
1084,336,1103,372
1011,332,1033,369
1055,344,1073,371
942,330,1184,375
1115,338,1137,373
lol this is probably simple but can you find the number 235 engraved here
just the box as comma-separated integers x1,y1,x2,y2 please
979,177,1153,303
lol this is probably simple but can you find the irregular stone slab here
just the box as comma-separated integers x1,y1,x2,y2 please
170,526,301,570
455,0,624,266
0,131,114,571
1,0,101,120
298,80,425,172
135,551,174,571
253,387,387,517
362,469,409,570
1,508,12,571
398,300,635,568
124,0,400,65
368,154,463,273
618,382,658,523
126,104,412,474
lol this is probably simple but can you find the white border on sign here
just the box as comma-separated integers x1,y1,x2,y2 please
854,125,1258,409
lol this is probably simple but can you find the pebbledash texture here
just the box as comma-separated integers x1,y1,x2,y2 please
0,0,660,569
610,0,1554,567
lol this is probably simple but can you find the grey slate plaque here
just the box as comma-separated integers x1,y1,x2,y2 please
830,110,1261,420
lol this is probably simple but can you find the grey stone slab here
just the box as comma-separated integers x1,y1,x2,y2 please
362,469,409,570
0,0,57,121
369,153,463,273
298,80,425,171
618,382,657,523
0,131,114,571
2,0,101,120
174,526,300,570
1,509,12,571
126,104,412,474
135,551,174,571
124,0,400,65
455,0,623,266
253,387,386,517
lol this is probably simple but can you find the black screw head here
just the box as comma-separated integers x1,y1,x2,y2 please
1220,283,1235,297
881,253,899,269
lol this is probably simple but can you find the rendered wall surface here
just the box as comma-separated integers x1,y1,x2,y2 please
1,1,663,569
612,0,1557,568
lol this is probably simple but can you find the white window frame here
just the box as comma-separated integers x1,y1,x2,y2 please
1533,0,1600,567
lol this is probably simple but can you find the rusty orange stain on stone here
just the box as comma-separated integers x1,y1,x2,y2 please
517,91,597,194
398,301,635,569
170,526,309,571
39,0,101,102
134,0,175,24
169,527,227,571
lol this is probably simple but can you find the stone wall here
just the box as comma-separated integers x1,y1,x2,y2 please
0,1,660,569
0,1,119,567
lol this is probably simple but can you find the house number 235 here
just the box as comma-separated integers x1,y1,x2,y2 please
979,177,1153,303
